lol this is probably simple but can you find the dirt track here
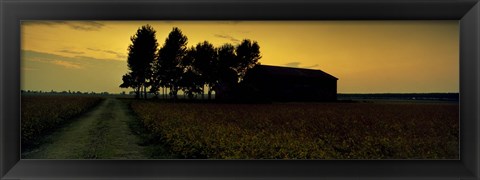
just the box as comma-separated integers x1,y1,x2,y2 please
22,98,147,159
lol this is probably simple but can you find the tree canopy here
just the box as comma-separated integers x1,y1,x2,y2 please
121,25,261,100
235,39,262,81
120,24,158,99
155,27,188,100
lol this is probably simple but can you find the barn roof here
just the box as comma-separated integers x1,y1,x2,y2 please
249,65,338,80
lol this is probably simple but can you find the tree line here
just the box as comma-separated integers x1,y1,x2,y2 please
120,25,261,100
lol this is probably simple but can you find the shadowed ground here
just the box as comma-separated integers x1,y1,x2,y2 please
22,98,147,159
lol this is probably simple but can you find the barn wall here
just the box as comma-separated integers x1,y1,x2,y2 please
246,76,337,102
216,66,338,102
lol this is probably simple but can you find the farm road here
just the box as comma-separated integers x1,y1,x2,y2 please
22,98,148,159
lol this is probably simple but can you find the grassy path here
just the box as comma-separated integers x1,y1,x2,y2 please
22,98,148,159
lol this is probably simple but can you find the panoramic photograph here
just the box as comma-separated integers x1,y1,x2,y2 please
21,21,459,159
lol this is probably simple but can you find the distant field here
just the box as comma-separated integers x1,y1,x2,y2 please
131,101,459,159
21,95,104,150
338,93,459,102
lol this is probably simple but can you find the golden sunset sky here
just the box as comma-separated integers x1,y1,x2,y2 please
21,21,459,94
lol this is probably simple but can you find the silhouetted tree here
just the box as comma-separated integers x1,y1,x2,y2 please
150,57,169,99
121,24,158,99
156,27,188,100
177,47,201,99
149,59,162,98
213,43,239,99
192,41,217,100
120,73,141,98
235,39,261,82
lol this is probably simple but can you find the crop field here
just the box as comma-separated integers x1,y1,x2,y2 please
21,95,104,150
131,101,459,159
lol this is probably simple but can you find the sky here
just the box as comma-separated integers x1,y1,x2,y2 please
21,21,459,94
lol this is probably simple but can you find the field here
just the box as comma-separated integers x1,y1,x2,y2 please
131,101,459,159
21,95,104,150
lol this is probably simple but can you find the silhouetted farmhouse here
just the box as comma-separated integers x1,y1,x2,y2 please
217,65,338,102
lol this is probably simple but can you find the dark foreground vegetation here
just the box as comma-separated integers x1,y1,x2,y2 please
21,95,103,151
130,100,459,159
21,94,459,159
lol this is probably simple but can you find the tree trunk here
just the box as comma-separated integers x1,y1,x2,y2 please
202,86,205,100
173,86,178,100
208,86,212,100
143,85,147,99
208,86,212,101
135,87,140,99
169,85,174,99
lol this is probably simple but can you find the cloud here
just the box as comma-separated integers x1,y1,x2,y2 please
305,64,319,68
22,50,84,71
21,50,127,73
52,60,83,69
284,62,301,68
214,34,240,43
87,48,127,59
24,21,105,31
26,56,84,69
23,50,127,71
284,62,319,69
22,67,38,71
28,56,53,63
74,55,124,62
58,49,85,55
68,21,104,31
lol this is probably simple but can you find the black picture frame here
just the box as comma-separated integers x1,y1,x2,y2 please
1,0,479,179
